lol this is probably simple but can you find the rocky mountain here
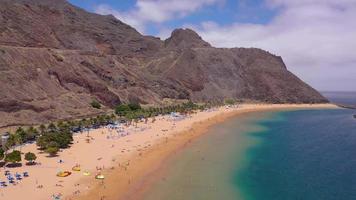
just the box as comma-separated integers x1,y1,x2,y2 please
0,0,328,128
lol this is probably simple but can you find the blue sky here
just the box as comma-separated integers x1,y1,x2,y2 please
67,0,356,92
69,0,277,36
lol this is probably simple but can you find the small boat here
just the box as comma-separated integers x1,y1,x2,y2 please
353,114,356,118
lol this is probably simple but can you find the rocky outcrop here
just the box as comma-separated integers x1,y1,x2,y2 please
0,0,328,128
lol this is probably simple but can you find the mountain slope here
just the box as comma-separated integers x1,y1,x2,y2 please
0,0,328,128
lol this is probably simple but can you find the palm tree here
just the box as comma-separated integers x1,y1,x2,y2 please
81,118,87,129
134,118,139,128
14,133,23,151
39,124,46,135
47,123,57,133
4,135,15,153
26,126,39,141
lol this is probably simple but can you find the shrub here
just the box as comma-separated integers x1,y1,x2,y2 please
90,100,101,109
115,104,131,116
24,152,37,164
5,150,21,164
46,146,59,157
128,102,141,111
224,98,236,105
36,128,73,151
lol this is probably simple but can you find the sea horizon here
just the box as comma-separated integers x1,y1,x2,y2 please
321,91,356,107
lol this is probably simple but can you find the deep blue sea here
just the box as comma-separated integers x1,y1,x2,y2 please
238,109,356,200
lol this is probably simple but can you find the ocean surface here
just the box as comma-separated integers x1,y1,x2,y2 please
142,108,356,200
322,91,356,107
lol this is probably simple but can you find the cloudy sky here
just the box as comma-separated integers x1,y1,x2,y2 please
68,0,356,92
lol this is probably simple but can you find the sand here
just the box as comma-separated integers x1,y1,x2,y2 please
0,104,338,200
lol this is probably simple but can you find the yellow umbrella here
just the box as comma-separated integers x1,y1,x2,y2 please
72,166,81,172
83,171,91,176
56,171,71,177
95,174,105,180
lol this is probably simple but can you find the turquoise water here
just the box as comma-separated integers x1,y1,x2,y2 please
142,108,356,200
239,109,356,200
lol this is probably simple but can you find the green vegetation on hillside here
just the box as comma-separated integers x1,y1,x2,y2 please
90,99,101,109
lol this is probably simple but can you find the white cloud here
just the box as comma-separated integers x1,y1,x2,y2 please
192,0,356,91
95,0,222,33
95,4,146,33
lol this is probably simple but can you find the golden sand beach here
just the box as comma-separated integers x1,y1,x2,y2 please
0,104,337,200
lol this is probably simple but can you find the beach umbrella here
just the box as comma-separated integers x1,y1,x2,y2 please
95,174,105,180
72,166,81,172
15,174,22,180
52,194,61,200
56,171,71,177
83,171,91,176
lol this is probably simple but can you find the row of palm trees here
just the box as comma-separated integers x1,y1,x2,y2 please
115,101,214,121
2,100,236,155
2,114,117,154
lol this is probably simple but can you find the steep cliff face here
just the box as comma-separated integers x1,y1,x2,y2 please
0,0,328,128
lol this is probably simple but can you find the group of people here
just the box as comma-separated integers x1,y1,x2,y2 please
0,170,29,187
51,193,62,200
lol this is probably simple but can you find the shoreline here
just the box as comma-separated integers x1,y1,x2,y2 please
74,104,338,200
0,104,338,200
